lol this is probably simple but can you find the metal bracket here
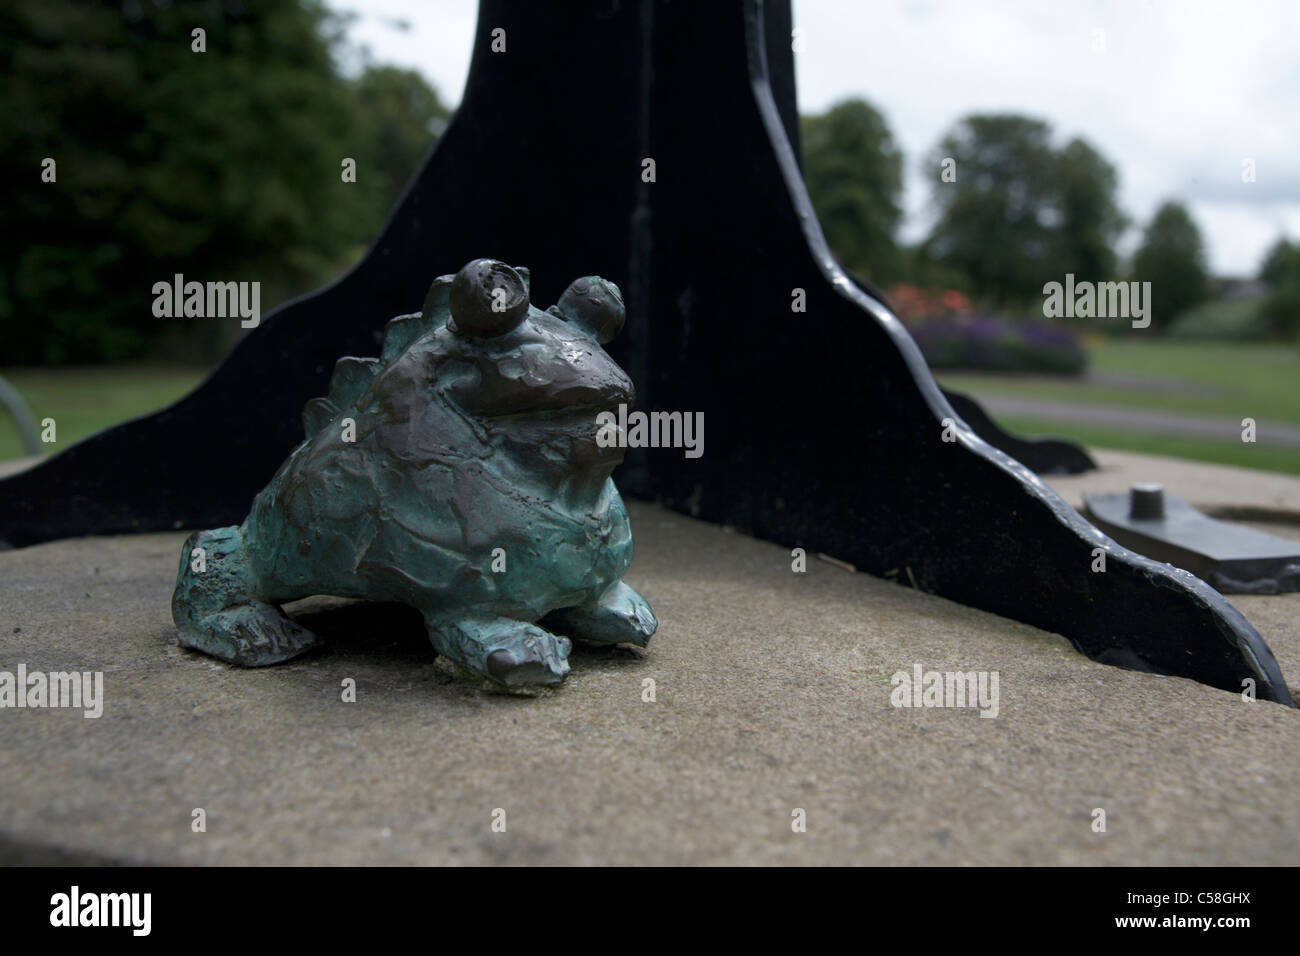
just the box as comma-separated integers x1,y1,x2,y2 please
1085,485,1300,595
0,0,1292,704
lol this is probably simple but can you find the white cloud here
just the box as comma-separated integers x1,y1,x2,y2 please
341,0,1299,275
792,0,1300,274
337,0,476,102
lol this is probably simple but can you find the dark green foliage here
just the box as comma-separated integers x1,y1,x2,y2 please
1253,283,1294,340
1131,201,1210,331
920,115,1125,307
1259,238,1297,285
1260,277,1300,338
352,65,449,217
0,0,449,365
1055,137,1127,282
1257,238,1300,337
801,98,904,285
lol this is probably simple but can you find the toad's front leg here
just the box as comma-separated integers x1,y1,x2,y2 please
543,580,657,648
426,615,572,686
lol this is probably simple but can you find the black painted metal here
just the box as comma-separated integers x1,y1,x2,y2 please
944,390,1097,475
1,0,1292,704
848,268,1097,476
1085,488,1300,595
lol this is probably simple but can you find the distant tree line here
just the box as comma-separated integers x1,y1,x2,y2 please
802,97,1297,336
6,0,1295,367
1,0,450,365
1258,237,1300,338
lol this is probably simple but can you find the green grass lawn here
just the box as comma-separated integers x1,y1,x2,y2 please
0,365,207,462
937,337,1300,475
981,416,1300,475
939,338,1300,424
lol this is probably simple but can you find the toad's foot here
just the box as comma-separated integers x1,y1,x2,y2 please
543,580,657,648
176,599,322,666
172,527,321,666
428,616,571,687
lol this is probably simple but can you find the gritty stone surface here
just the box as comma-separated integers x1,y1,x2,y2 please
3,456,1300,865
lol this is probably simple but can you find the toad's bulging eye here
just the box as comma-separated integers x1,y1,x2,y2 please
554,276,625,344
448,258,529,337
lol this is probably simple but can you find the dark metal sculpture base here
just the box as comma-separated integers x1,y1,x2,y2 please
1086,487,1300,595
1,1,1291,704
943,390,1096,476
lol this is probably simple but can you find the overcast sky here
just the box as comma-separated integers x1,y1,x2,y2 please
342,0,1300,276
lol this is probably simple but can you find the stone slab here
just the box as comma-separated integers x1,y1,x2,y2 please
3,464,1300,864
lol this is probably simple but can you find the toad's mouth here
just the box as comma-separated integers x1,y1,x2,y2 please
486,405,630,461
451,354,635,423
473,375,634,417
486,400,621,423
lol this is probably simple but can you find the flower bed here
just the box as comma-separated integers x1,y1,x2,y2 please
886,285,1087,375
906,314,1087,374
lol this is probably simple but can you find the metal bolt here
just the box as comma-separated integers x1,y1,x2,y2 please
1129,482,1166,520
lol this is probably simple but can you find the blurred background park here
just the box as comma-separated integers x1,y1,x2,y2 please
2,0,1298,472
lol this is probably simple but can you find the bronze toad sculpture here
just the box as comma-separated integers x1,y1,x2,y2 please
172,259,656,687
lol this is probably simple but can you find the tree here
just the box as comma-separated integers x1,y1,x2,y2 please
920,115,1125,306
1259,237,1299,285
1055,137,1127,281
1131,201,1210,331
352,65,452,237
1257,237,1300,338
0,0,449,365
1259,279,1300,338
800,98,904,285
922,115,1059,305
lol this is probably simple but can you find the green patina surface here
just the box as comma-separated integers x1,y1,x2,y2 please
171,259,656,687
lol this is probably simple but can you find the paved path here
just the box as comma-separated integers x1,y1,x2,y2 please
977,395,1300,448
